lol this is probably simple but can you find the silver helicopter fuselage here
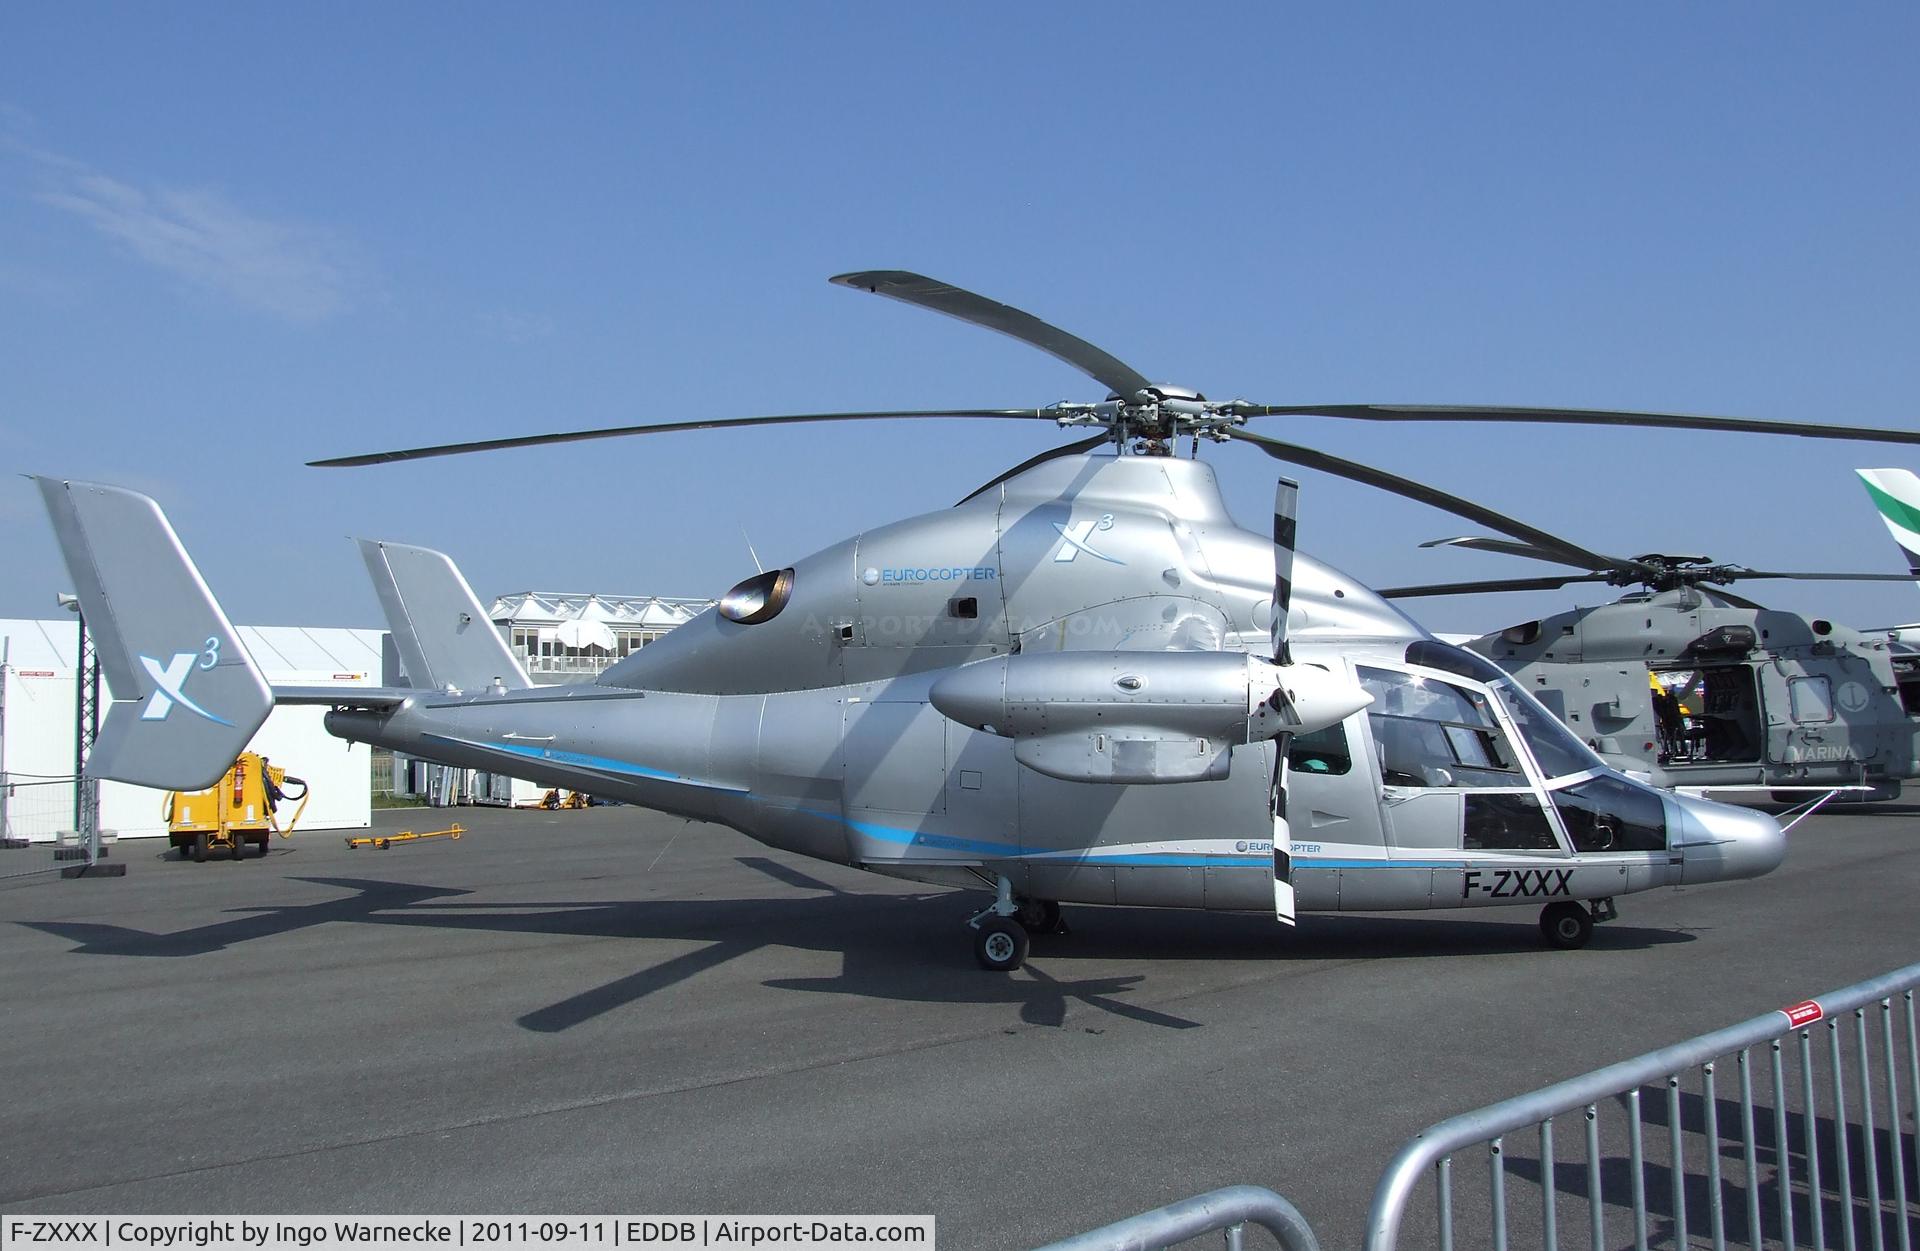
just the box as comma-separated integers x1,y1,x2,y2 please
329,452,1783,915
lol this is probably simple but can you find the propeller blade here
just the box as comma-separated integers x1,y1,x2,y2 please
1272,478,1299,664
1266,475,1303,925
831,271,1156,401
1229,428,1645,579
1272,748,1296,926
1378,574,1615,599
309,409,1053,468
954,432,1113,506
1228,403,1920,446
1420,536,1599,567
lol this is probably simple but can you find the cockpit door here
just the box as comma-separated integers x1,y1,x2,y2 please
1359,664,1565,858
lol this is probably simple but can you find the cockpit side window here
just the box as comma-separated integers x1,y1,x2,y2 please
1358,666,1527,789
1551,774,1667,852
1464,793,1558,851
719,568,795,625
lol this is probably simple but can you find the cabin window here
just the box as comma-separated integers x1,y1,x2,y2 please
1550,774,1667,852
719,568,795,625
1359,667,1527,789
1287,723,1352,776
1789,676,1834,724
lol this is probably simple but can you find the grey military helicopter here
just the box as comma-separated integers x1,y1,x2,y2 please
36,272,1920,969
1379,509,1920,803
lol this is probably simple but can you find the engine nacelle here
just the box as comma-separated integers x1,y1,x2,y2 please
928,651,1369,784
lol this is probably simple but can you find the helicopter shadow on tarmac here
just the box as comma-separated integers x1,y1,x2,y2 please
16,858,1692,1034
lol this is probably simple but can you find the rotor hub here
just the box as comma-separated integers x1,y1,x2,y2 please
1056,383,1246,452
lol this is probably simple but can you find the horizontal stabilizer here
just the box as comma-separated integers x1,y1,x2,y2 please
357,539,529,692
272,685,414,710
35,477,272,790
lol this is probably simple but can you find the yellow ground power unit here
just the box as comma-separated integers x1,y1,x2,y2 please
165,752,310,861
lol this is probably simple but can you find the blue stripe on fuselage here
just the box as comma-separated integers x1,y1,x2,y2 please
423,735,750,794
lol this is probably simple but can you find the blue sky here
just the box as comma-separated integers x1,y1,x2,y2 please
3,6,1917,637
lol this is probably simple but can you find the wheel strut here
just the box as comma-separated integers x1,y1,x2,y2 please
968,875,1031,971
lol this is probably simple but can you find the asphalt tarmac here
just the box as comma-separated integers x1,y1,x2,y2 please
1,801,1914,1249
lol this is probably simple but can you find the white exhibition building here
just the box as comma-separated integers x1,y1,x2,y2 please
0,619,383,842
0,590,714,843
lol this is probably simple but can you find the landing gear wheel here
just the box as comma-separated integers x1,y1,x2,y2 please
1540,901,1594,950
974,917,1030,972
192,833,208,863
1016,898,1062,934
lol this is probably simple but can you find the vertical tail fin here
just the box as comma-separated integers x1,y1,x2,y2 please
356,539,530,692
1856,468,1920,577
34,477,272,790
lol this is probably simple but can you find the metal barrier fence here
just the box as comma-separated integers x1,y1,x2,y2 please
1,771,80,843
1035,1185,1321,1251
1367,961,1918,1251
1037,962,1920,1250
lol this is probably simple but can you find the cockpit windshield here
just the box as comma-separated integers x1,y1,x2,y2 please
1488,678,1606,781
1401,639,1607,783
1358,666,1527,789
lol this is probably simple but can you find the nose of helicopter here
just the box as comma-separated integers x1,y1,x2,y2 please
1667,793,1788,884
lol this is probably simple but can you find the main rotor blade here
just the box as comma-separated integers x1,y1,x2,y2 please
1228,428,1639,577
309,409,1053,468
1421,536,1603,567
1379,574,1614,599
1229,403,1920,445
954,431,1113,506
1719,571,1920,584
831,271,1156,401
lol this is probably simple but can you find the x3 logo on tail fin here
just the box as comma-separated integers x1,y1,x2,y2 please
139,638,235,726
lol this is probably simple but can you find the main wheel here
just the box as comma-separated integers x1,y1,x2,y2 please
1016,898,1062,934
973,917,1030,972
192,833,208,863
1540,901,1594,950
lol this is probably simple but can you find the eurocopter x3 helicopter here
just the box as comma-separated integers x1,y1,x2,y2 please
38,272,1920,970
1378,469,1920,802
